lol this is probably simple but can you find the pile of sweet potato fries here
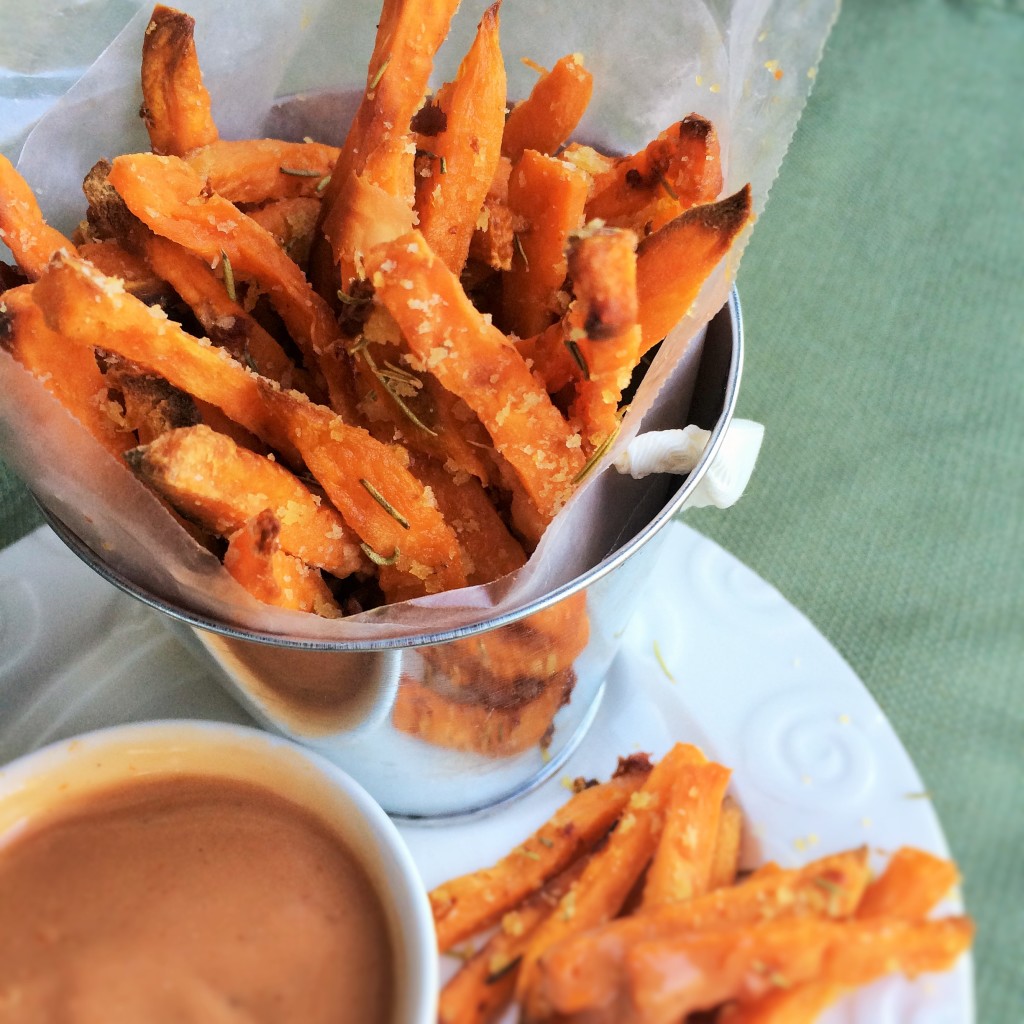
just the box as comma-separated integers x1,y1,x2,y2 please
0,1,751,616
430,743,973,1023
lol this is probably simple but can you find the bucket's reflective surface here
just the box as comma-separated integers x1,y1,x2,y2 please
43,291,742,819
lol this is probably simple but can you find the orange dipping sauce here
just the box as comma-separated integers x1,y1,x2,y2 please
0,774,395,1023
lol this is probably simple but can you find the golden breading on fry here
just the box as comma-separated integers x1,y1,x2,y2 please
140,5,219,157
126,424,367,579
365,230,585,537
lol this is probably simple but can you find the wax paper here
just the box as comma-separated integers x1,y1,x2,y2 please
0,0,839,639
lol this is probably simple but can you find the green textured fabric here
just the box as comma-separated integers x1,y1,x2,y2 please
687,1,1024,1019
0,0,1020,1017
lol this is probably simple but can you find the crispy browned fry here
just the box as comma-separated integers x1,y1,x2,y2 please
707,795,743,890
127,424,367,578
502,150,589,339
564,225,641,451
0,285,128,458
640,754,731,908
224,509,342,616
244,196,321,268
140,5,219,157
439,857,592,1024
107,152,356,418
585,115,722,234
101,352,200,444
0,155,76,279
429,755,653,951
391,667,573,758
365,231,585,537
141,232,320,399
530,847,872,1018
34,253,467,600
502,54,594,164
612,915,973,1024
415,3,506,275
184,140,338,204
637,184,753,356
516,743,697,1014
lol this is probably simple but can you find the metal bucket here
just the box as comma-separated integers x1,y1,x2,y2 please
42,290,742,819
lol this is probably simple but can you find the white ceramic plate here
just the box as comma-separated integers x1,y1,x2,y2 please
0,522,972,1022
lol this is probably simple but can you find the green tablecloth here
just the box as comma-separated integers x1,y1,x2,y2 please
1,0,1020,1018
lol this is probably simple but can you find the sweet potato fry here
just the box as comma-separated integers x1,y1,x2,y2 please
469,156,516,272
33,253,466,600
707,795,743,890
0,155,76,279
243,196,321,268
564,225,642,450
184,140,338,204
502,54,593,164
320,0,461,211
440,856,591,1024
414,2,506,275
616,915,974,1024
640,755,731,908
516,742,698,1015
502,150,589,339
76,239,169,303
141,232,320,399
429,755,653,952
719,848,963,1024
391,667,573,758
224,510,342,617
0,285,128,458
365,231,585,535
140,5,219,157
107,152,356,418
515,319,575,394
637,184,753,356
407,451,526,585
126,424,367,578
530,847,872,1017
585,115,722,234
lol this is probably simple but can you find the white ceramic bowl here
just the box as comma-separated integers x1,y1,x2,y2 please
0,720,437,1024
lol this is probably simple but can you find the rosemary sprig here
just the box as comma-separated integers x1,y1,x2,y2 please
572,420,622,485
564,338,590,380
360,478,410,529
369,55,391,90
359,346,437,436
360,542,400,566
220,250,236,302
279,166,323,177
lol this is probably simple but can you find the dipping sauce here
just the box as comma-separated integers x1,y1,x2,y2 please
0,774,395,1023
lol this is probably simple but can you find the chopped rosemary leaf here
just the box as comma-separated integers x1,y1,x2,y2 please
220,250,236,302
337,289,370,307
360,347,437,436
485,956,522,984
655,169,679,200
315,174,331,193
360,542,400,566
360,478,411,529
279,166,323,177
513,233,529,270
812,876,842,895
369,55,391,90
439,155,448,175
572,424,621,484
564,338,590,380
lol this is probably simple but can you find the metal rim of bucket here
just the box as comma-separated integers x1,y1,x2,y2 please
40,288,743,651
